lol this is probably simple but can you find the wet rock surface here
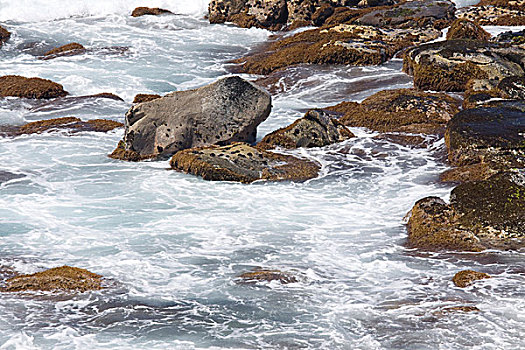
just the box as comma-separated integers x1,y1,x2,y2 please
0,266,103,293
0,25,10,47
1,117,123,136
407,172,525,251
258,109,354,150
0,75,68,99
452,270,491,288
111,76,271,161
237,269,298,284
131,7,173,17
326,88,461,134
403,40,525,92
234,24,441,75
133,93,161,103
0,170,25,184
457,5,525,26
41,43,86,60
170,142,320,183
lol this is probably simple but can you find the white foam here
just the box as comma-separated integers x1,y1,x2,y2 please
0,0,210,22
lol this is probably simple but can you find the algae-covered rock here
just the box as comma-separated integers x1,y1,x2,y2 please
445,101,525,168
2,117,123,136
0,75,68,99
131,7,173,17
258,109,354,150
111,76,271,161
327,88,461,134
133,94,161,104
42,43,86,60
1,266,103,292
234,24,441,75
407,172,525,251
170,142,320,183
0,25,10,47
446,19,491,41
452,270,491,288
237,269,298,284
457,5,525,26
403,40,525,92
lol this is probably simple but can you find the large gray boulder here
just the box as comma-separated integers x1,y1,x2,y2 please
110,76,271,161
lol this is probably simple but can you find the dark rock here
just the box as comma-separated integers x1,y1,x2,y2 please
446,19,491,41
452,270,491,288
1,266,103,293
326,88,461,134
312,3,335,26
445,101,525,168
111,76,271,161
0,25,10,47
257,109,354,150
0,170,25,184
233,24,441,75
456,5,525,26
133,93,161,103
0,75,68,99
208,0,248,24
403,40,525,92
42,43,86,60
497,76,525,99
407,172,525,251
357,0,456,30
237,269,298,284
170,142,320,183
131,7,173,17
495,29,525,47
2,117,123,136
436,306,481,314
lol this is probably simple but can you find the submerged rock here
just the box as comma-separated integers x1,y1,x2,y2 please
233,24,441,75
111,76,271,161
131,7,173,17
407,172,525,252
0,75,68,99
1,266,103,293
133,93,161,103
170,142,320,183
2,117,123,136
258,109,354,150
0,170,25,184
446,19,491,41
0,25,10,47
237,269,298,284
403,40,525,92
42,43,86,60
452,270,491,288
326,88,461,134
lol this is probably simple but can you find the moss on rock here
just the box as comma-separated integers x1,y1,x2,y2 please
446,19,491,41
133,94,161,104
237,269,298,284
0,75,68,99
43,43,86,59
452,270,491,288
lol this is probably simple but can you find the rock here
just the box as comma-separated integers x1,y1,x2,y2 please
437,305,481,314
496,29,525,47
445,101,525,168
245,0,288,29
439,162,501,184
406,172,525,251
257,109,354,150
0,75,68,99
476,0,525,11
0,170,25,184
133,94,161,104
326,89,461,134
42,43,86,60
111,76,271,161
457,5,525,26
312,3,335,26
357,0,456,30
208,0,248,24
446,19,491,41
2,117,123,136
403,40,525,92
1,266,103,292
237,269,298,284
452,270,491,288
373,133,430,148
131,7,173,17
233,24,441,75
0,25,10,47
170,142,320,183
462,76,525,110
497,76,525,100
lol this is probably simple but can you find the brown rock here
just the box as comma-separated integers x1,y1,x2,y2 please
0,75,68,99
131,7,173,17
133,94,161,103
170,142,320,183
3,117,123,136
1,266,103,292
437,305,481,314
457,5,525,26
326,89,461,134
257,109,354,150
439,162,500,184
43,43,86,59
446,19,491,41
452,270,491,288
0,25,10,46
476,0,525,11
237,269,298,284
312,3,335,26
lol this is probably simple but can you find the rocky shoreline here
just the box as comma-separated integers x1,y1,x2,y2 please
0,1,523,308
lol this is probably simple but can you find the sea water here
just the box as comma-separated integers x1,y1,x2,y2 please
0,1,524,349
